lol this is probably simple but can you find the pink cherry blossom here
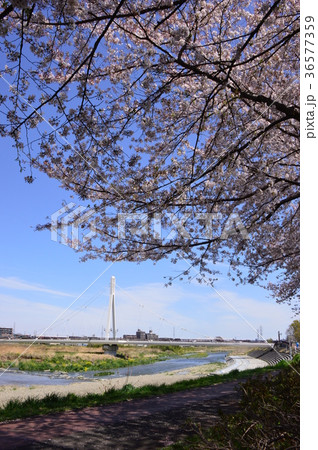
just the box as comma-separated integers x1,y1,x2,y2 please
0,0,299,308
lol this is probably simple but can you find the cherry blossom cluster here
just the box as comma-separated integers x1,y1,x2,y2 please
0,0,299,307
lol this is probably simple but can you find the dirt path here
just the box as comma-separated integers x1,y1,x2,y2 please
0,380,243,449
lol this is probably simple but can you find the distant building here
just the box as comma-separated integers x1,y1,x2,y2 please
0,327,13,338
146,330,158,341
136,329,146,340
122,334,136,340
123,329,159,341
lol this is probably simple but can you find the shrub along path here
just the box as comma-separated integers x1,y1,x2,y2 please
0,379,242,449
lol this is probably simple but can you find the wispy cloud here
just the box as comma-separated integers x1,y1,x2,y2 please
200,289,294,339
115,282,294,340
0,281,293,340
115,282,212,338
0,277,73,297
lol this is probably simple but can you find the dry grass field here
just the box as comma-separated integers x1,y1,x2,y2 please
0,343,107,363
0,343,201,361
0,342,255,361
0,343,211,372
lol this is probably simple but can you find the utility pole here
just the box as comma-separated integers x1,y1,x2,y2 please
256,325,263,342
106,276,116,340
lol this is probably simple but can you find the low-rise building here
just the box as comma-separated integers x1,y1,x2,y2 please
0,327,13,338
136,329,146,340
122,334,136,340
146,330,158,340
123,329,159,341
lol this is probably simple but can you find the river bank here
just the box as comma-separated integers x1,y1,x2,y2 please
215,356,268,374
0,356,267,407
0,364,220,407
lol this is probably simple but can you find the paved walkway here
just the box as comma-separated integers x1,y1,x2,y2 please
0,380,242,449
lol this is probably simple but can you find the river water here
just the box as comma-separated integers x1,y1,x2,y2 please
0,352,227,387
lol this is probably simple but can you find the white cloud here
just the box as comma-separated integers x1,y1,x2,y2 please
0,277,73,297
115,282,212,339
199,289,294,339
0,282,294,340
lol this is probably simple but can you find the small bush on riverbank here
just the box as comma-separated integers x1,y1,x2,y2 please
167,356,300,449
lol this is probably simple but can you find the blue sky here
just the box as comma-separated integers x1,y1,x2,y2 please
0,132,295,340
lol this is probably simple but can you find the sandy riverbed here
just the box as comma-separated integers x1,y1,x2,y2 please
215,356,268,374
0,357,267,408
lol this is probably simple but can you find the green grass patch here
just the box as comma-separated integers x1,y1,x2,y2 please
0,362,289,422
0,353,169,373
0,345,215,373
147,345,209,356
93,370,114,377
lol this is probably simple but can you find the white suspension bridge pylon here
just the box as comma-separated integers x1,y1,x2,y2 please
2,274,272,350
105,275,116,340
14,275,271,351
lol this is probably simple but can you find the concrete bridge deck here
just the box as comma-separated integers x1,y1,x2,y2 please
0,339,272,348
